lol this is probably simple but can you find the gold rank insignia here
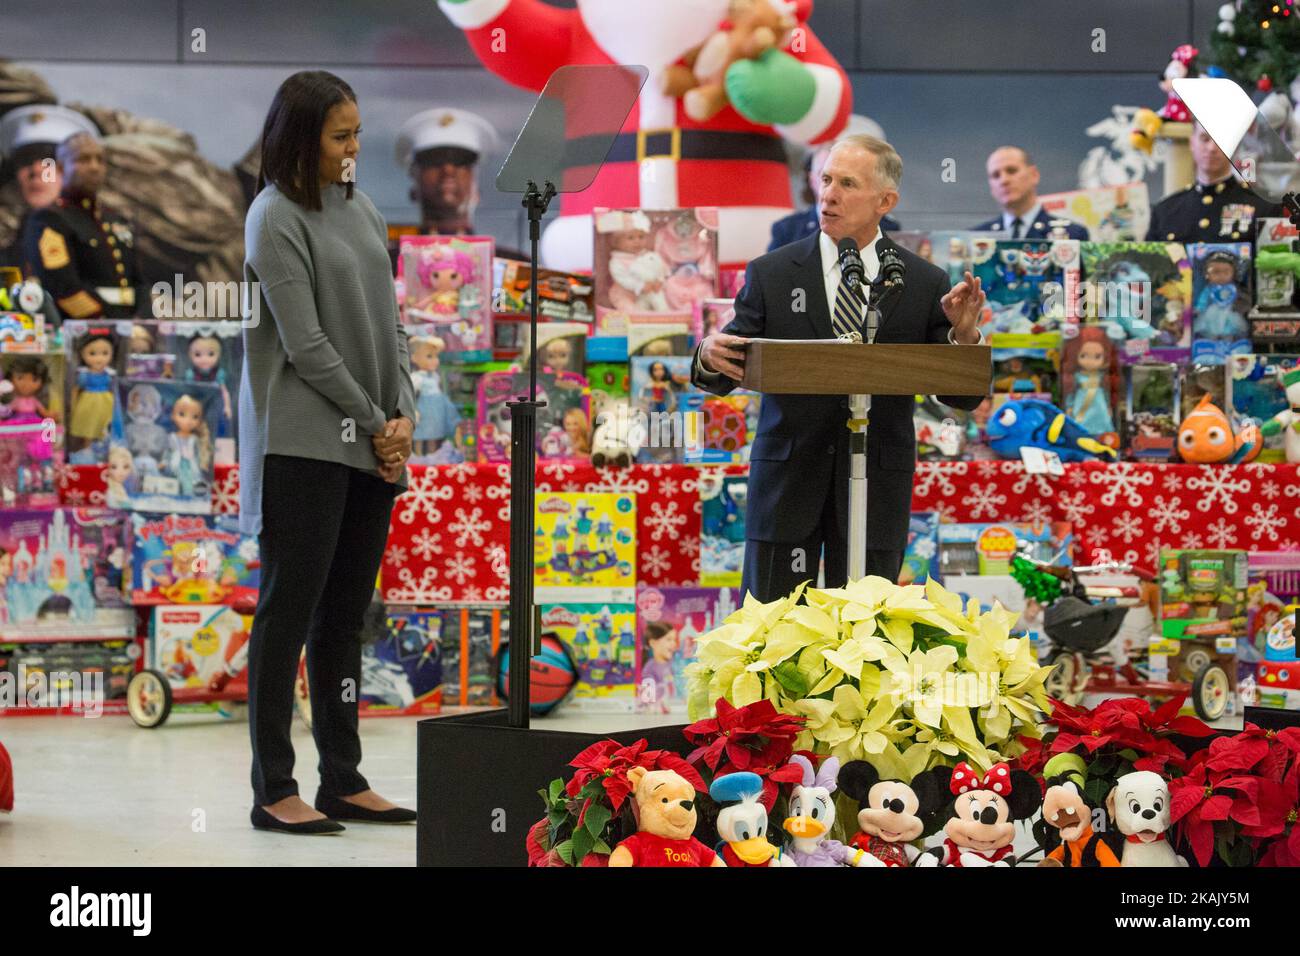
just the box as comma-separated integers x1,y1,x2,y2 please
38,226,70,270
56,290,102,318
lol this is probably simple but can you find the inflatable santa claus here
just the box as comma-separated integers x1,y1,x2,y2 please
437,0,851,270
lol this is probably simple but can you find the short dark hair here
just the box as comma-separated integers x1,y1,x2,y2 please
256,70,357,211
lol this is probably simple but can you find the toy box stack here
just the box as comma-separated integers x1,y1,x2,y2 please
535,491,637,711
1156,549,1249,716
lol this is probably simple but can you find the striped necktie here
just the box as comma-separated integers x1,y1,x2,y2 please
832,272,867,339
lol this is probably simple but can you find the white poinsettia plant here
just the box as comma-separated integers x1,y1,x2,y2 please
685,576,1053,783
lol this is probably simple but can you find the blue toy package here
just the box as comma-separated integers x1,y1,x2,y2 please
700,473,746,586
1080,241,1192,365
361,609,444,716
903,512,942,585
1228,353,1299,461
979,240,1081,335
1189,242,1253,365
108,378,221,514
129,512,260,606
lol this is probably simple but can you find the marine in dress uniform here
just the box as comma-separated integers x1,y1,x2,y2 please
21,134,143,320
0,104,100,275
1144,175,1282,243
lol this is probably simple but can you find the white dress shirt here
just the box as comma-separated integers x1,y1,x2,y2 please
1001,202,1043,237
696,229,980,376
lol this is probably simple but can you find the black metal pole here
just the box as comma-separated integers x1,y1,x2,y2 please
506,180,555,728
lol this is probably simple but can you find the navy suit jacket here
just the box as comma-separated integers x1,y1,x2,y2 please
692,232,987,549
769,206,901,253
972,207,1089,240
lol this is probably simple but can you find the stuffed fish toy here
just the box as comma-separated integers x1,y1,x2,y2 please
1178,393,1262,464
986,399,1118,463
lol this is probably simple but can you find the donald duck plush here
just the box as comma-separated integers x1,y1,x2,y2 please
710,771,794,867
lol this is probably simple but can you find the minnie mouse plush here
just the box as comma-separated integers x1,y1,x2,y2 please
837,761,948,867
915,761,1039,867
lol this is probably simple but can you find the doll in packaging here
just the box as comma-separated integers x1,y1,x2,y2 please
1,356,59,462
184,335,232,434
655,212,718,312
408,333,461,459
165,393,214,498
1061,326,1121,445
602,211,670,312
68,330,119,462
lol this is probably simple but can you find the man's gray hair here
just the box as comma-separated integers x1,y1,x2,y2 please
830,133,902,191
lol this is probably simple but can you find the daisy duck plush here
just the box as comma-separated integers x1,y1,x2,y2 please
915,761,1039,867
781,755,874,867
710,771,794,867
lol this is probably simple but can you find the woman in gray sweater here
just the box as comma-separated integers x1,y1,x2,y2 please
240,71,417,834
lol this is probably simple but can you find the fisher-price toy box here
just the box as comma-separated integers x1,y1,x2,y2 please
938,521,1074,577
150,604,252,695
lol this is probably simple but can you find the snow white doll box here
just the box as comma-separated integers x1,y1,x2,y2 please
107,378,221,515
128,512,260,607
475,368,589,463
1080,241,1192,364
533,492,636,595
539,600,636,712
359,609,444,716
634,586,740,714
396,235,494,362
592,207,719,330
1188,242,1253,365
62,319,131,465
1,350,65,508
0,508,133,641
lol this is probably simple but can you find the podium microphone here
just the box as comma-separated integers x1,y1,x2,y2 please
879,246,906,292
837,237,865,293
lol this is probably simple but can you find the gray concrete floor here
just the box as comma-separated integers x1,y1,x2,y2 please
0,697,1240,866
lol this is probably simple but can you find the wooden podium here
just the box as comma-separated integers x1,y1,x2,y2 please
740,339,991,580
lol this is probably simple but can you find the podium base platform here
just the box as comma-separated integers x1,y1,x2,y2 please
416,709,688,866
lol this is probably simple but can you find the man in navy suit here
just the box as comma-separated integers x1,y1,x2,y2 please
693,135,989,601
972,146,1089,240
769,142,899,252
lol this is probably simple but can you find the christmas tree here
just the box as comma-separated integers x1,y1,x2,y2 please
1209,0,1300,93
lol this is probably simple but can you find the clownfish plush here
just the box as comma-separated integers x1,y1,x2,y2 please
1177,393,1262,464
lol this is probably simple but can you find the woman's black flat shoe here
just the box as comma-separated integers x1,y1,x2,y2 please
315,792,417,824
250,805,346,835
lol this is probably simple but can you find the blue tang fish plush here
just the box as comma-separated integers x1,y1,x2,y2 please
986,399,1118,463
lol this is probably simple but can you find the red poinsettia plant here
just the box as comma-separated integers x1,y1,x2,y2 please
1014,695,1216,811
1169,724,1300,867
527,738,705,867
683,698,806,810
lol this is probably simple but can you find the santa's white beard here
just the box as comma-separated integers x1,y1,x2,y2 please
577,0,728,69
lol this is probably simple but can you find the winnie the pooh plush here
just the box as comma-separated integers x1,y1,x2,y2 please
662,0,799,123
608,766,726,867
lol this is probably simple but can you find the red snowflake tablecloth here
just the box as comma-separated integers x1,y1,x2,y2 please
911,460,1300,567
57,460,1300,603
379,462,746,604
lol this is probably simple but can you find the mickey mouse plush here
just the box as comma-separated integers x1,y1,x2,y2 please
915,761,1039,867
837,760,948,867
